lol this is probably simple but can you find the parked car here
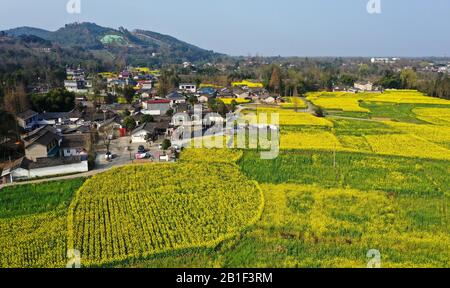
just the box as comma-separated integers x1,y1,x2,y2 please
105,152,113,160
138,145,146,153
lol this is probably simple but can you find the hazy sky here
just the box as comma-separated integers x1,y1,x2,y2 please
1,0,449,57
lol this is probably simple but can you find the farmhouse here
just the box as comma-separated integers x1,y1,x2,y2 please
354,81,373,91
0,156,88,183
179,83,197,93
142,99,171,116
60,134,88,157
16,109,39,129
166,91,186,106
22,126,62,161
131,122,170,143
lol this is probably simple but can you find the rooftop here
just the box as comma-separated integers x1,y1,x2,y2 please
16,109,38,120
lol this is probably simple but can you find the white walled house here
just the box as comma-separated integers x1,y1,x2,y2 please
1,156,88,183
179,84,197,93
354,81,373,91
131,123,153,143
61,135,88,157
142,100,171,116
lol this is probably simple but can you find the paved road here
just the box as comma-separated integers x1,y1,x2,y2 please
0,136,165,190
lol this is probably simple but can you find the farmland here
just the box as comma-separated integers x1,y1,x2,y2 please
0,89,449,268
67,162,263,267
0,179,85,268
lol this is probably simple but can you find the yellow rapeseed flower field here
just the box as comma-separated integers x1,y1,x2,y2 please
307,92,370,112
243,108,333,127
0,211,67,268
367,90,450,105
365,133,450,161
413,107,450,125
67,163,263,267
385,121,450,148
180,148,243,163
280,131,342,150
217,98,250,105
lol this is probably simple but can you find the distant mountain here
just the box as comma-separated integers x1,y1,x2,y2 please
5,26,53,40
4,22,223,62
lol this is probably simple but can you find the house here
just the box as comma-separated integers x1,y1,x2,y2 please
64,80,87,93
38,111,82,125
166,91,186,106
137,81,153,90
197,95,209,103
197,87,217,96
142,100,171,116
179,83,197,93
1,156,88,183
22,126,62,161
60,134,88,157
16,109,39,129
263,97,276,104
131,121,170,143
354,81,373,91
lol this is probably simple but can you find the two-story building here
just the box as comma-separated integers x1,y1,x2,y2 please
179,84,197,93
22,126,62,161
142,100,171,116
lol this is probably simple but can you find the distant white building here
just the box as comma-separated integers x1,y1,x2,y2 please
179,84,197,93
64,80,87,94
354,81,373,91
371,57,399,64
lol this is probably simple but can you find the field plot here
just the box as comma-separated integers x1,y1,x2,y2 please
365,134,450,161
280,131,342,150
413,107,450,125
367,90,450,105
67,163,263,266
234,151,449,267
307,92,370,112
0,179,84,268
243,108,333,127
223,184,449,268
306,90,450,122
280,97,307,109
179,148,243,163
0,212,68,268
385,121,450,149
217,98,250,105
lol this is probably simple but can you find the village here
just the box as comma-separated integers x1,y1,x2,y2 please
0,65,269,184
0,63,390,185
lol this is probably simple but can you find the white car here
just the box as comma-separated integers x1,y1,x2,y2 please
105,152,113,160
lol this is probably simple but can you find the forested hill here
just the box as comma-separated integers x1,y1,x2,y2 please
3,22,224,65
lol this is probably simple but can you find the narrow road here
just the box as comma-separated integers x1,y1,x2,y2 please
0,167,110,189
300,97,315,114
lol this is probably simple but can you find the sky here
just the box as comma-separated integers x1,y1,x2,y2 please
0,0,449,57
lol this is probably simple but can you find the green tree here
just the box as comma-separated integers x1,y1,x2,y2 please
30,88,75,112
400,69,418,89
268,65,281,94
123,85,136,104
161,139,171,150
141,114,154,123
123,116,136,131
